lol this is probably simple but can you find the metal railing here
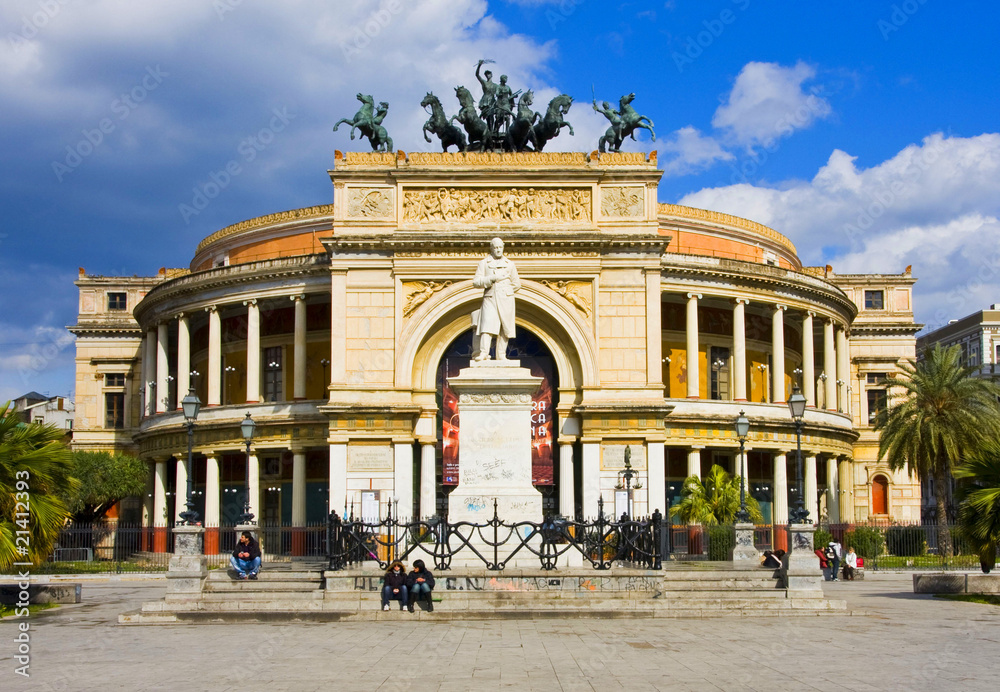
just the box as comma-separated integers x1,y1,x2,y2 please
820,520,989,571
327,498,666,572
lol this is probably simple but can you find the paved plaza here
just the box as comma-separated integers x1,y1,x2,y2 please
3,574,997,692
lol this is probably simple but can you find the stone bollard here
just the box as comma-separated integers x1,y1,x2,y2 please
731,523,759,564
783,523,823,592
167,525,208,598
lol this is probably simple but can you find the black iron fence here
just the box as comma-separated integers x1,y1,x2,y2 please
327,499,666,572
819,520,988,571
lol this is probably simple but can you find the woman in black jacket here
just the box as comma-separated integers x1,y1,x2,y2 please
406,559,435,612
381,561,408,611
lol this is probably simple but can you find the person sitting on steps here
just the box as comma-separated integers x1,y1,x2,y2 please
381,561,408,612
407,559,435,612
230,531,261,580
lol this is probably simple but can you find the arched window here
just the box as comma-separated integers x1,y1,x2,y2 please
872,475,889,515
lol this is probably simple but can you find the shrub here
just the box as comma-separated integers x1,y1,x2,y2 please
845,525,885,559
708,525,735,561
813,528,833,551
885,526,927,557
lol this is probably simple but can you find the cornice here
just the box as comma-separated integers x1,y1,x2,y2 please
195,204,335,254
658,203,797,256
322,231,671,256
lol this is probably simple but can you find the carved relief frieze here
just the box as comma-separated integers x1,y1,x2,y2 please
347,187,394,218
459,392,533,404
540,280,592,318
402,280,453,317
401,188,591,224
601,186,644,218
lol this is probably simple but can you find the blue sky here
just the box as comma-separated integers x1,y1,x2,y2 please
2,0,999,401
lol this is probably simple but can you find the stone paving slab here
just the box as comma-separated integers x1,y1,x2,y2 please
2,575,999,691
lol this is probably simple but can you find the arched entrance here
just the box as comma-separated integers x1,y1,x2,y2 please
435,328,562,515
872,474,889,516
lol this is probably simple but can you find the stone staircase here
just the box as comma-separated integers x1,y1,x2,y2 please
120,562,849,624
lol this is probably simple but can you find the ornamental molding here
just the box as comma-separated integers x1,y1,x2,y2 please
334,150,657,168
459,393,533,404
347,187,394,218
401,187,591,224
402,280,453,317
658,203,796,256
539,280,592,318
196,205,335,254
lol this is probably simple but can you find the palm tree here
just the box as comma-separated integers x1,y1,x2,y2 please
0,402,78,571
875,344,1000,557
669,464,763,525
954,440,1000,573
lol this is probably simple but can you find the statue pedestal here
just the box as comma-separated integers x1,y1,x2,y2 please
730,523,759,564
447,360,543,566
166,525,207,597
784,523,824,593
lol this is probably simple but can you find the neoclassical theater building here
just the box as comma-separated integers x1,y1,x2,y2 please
70,151,921,551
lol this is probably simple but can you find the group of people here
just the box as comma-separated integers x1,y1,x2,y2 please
381,559,436,612
815,540,859,581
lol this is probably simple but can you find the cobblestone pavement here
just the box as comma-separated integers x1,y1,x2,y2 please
3,574,998,692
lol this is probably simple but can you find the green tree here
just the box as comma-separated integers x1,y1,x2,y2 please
0,402,78,571
954,439,1000,573
669,464,763,525
875,344,1000,557
66,451,147,522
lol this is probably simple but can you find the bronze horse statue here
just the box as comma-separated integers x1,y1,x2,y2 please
421,92,467,152
505,90,539,152
531,94,574,151
333,93,393,152
451,86,489,150
596,92,654,153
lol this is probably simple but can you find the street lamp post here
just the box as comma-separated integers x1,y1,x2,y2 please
734,410,750,523
787,384,809,524
239,412,257,525
178,388,202,525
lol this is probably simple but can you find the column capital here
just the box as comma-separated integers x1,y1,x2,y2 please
203,450,218,460
290,294,306,303
175,312,186,320
689,445,705,451
243,298,258,307
686,292,702,300
290,446,307,455
806,310,816,318
733,297,750,306
774,303,787,312
205,304,218,314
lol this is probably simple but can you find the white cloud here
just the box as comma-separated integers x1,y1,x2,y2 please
659,126,733,176
712,61,831,149
678,133,1000,330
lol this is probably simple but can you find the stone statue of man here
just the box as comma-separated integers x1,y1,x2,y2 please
472,237,520,361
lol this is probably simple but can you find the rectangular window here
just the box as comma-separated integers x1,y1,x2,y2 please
105,392,125,429
866,372,886,385
33,416,44,425
710,346,730,401
864,290,884,310
105,373,125,387
107,292,127,311
867,388,886,426
263,346,283,402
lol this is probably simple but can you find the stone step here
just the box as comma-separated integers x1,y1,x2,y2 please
194,590,326,603
204,581,321,593
206,571,322,582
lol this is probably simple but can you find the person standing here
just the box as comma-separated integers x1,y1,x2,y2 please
815,545,830,580
381,561,408,612
407,559,436,612
230,531,261,580
828,540,842,582
472,237,520,361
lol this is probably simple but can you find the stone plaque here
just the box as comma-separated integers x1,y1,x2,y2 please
601,443,646,470
347,444,394,472
601,185,644,217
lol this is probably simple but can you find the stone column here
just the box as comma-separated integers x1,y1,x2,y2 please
393,442,414,520
290,448,307,556
292,294,307,400
802,311,815,407
145,329,157,416
733,298,748,401
836,327,850,413
823,319,836,411
646,441,666,516
687,446,702,479
204,452,220,554
331,271,347,385
772,304,787,403
838,456,854,523
207,305,222,406
559,441,576,519
176,313,190,406
419,440,437,519
245,299,260,404
645,270,663,387
581,442,600,518
247,452,260,523
804,454,818,524
772,452,789,525
685,293,702,399
156,322,170,413
329,443,348,517
826,456,840,524
153,458,168,552
174,456,188,526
